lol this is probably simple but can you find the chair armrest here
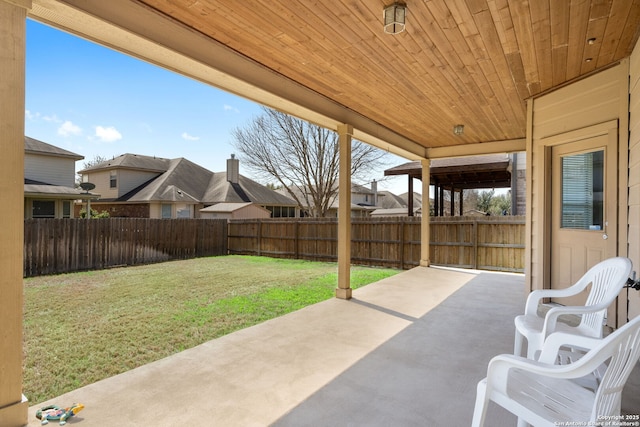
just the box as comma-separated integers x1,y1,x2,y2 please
537,332,602,364
486,352,605,396
524,287,586,315
541,305,608,338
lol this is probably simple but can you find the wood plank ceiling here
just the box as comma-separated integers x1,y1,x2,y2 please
134,0,640,152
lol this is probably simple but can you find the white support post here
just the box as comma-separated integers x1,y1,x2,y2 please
420,159,431,267
0,1,30,425
336,124,353,299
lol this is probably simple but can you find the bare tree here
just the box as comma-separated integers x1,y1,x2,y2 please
82,155,108,170
232,107,388,217
76,155,109,187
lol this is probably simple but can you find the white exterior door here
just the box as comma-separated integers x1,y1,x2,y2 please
550,130,618,306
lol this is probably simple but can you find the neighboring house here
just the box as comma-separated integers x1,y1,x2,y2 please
281,180,423,218
24,136,97,219
370,191,423,217
200,202,271,220
76,154,297,219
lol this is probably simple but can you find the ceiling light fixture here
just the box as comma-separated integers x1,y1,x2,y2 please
453,124,464,135
383,2,407,35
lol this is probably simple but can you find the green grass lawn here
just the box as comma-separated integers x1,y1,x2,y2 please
23,255,399,404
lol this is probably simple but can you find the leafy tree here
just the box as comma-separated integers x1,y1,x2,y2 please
476,189,495,214
492,192,512,215
475,189,511,215
232,107,388,217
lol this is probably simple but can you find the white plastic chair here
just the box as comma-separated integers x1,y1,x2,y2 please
514,257,632,359
472,315,640,427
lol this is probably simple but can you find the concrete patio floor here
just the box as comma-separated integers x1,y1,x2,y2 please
26,266,640,426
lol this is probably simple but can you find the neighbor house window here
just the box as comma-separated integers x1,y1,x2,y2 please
161,204,172,218
62,201,71,218
264,205,295,218
110,171,117,188
176,205,191,218
32,200,55,218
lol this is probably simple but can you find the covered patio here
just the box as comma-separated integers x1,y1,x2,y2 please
25,267,640,426
3,2,640,424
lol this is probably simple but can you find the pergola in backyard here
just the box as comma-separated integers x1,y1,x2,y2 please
2,1,640,424
384,154,513,216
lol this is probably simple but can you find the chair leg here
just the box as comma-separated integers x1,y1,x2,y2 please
471,379,489,427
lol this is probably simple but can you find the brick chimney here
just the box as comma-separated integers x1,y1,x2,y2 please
227,154,239,184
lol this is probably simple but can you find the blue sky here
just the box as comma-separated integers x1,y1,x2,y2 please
25,20,411,194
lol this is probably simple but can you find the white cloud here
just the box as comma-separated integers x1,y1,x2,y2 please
181,132,200,141
44,114,61,123
224,104,239,113
57,120,82,137
25,110,39,121
95,125,122,142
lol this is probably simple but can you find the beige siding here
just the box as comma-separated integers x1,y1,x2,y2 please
234,204,270,219
82,169,160,199
25,153,76,187
149,203,162,219
84,170,118,199
629,40,640,319
529,63,626,294
533,67,622,137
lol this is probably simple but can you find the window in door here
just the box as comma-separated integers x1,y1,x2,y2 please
560,150,604,230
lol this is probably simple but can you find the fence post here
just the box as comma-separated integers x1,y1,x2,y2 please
400,220,405,270
294,219,299,259
473,219,478,269
257,220,262,256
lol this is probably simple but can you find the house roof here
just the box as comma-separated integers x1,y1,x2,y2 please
25,136,83,160
89,153,297,206
28,2,640,160
351,184,374,195
24,179,97,200
200,202,270,214
122,157,212,202
78,153,170,173
376,191,408,209
203,174,296,206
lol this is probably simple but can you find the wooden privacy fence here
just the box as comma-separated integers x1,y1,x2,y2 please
228,216,525,272
24,218,228,277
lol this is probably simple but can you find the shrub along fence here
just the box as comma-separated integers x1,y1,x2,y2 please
24,218,228,277
228,216,525,272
